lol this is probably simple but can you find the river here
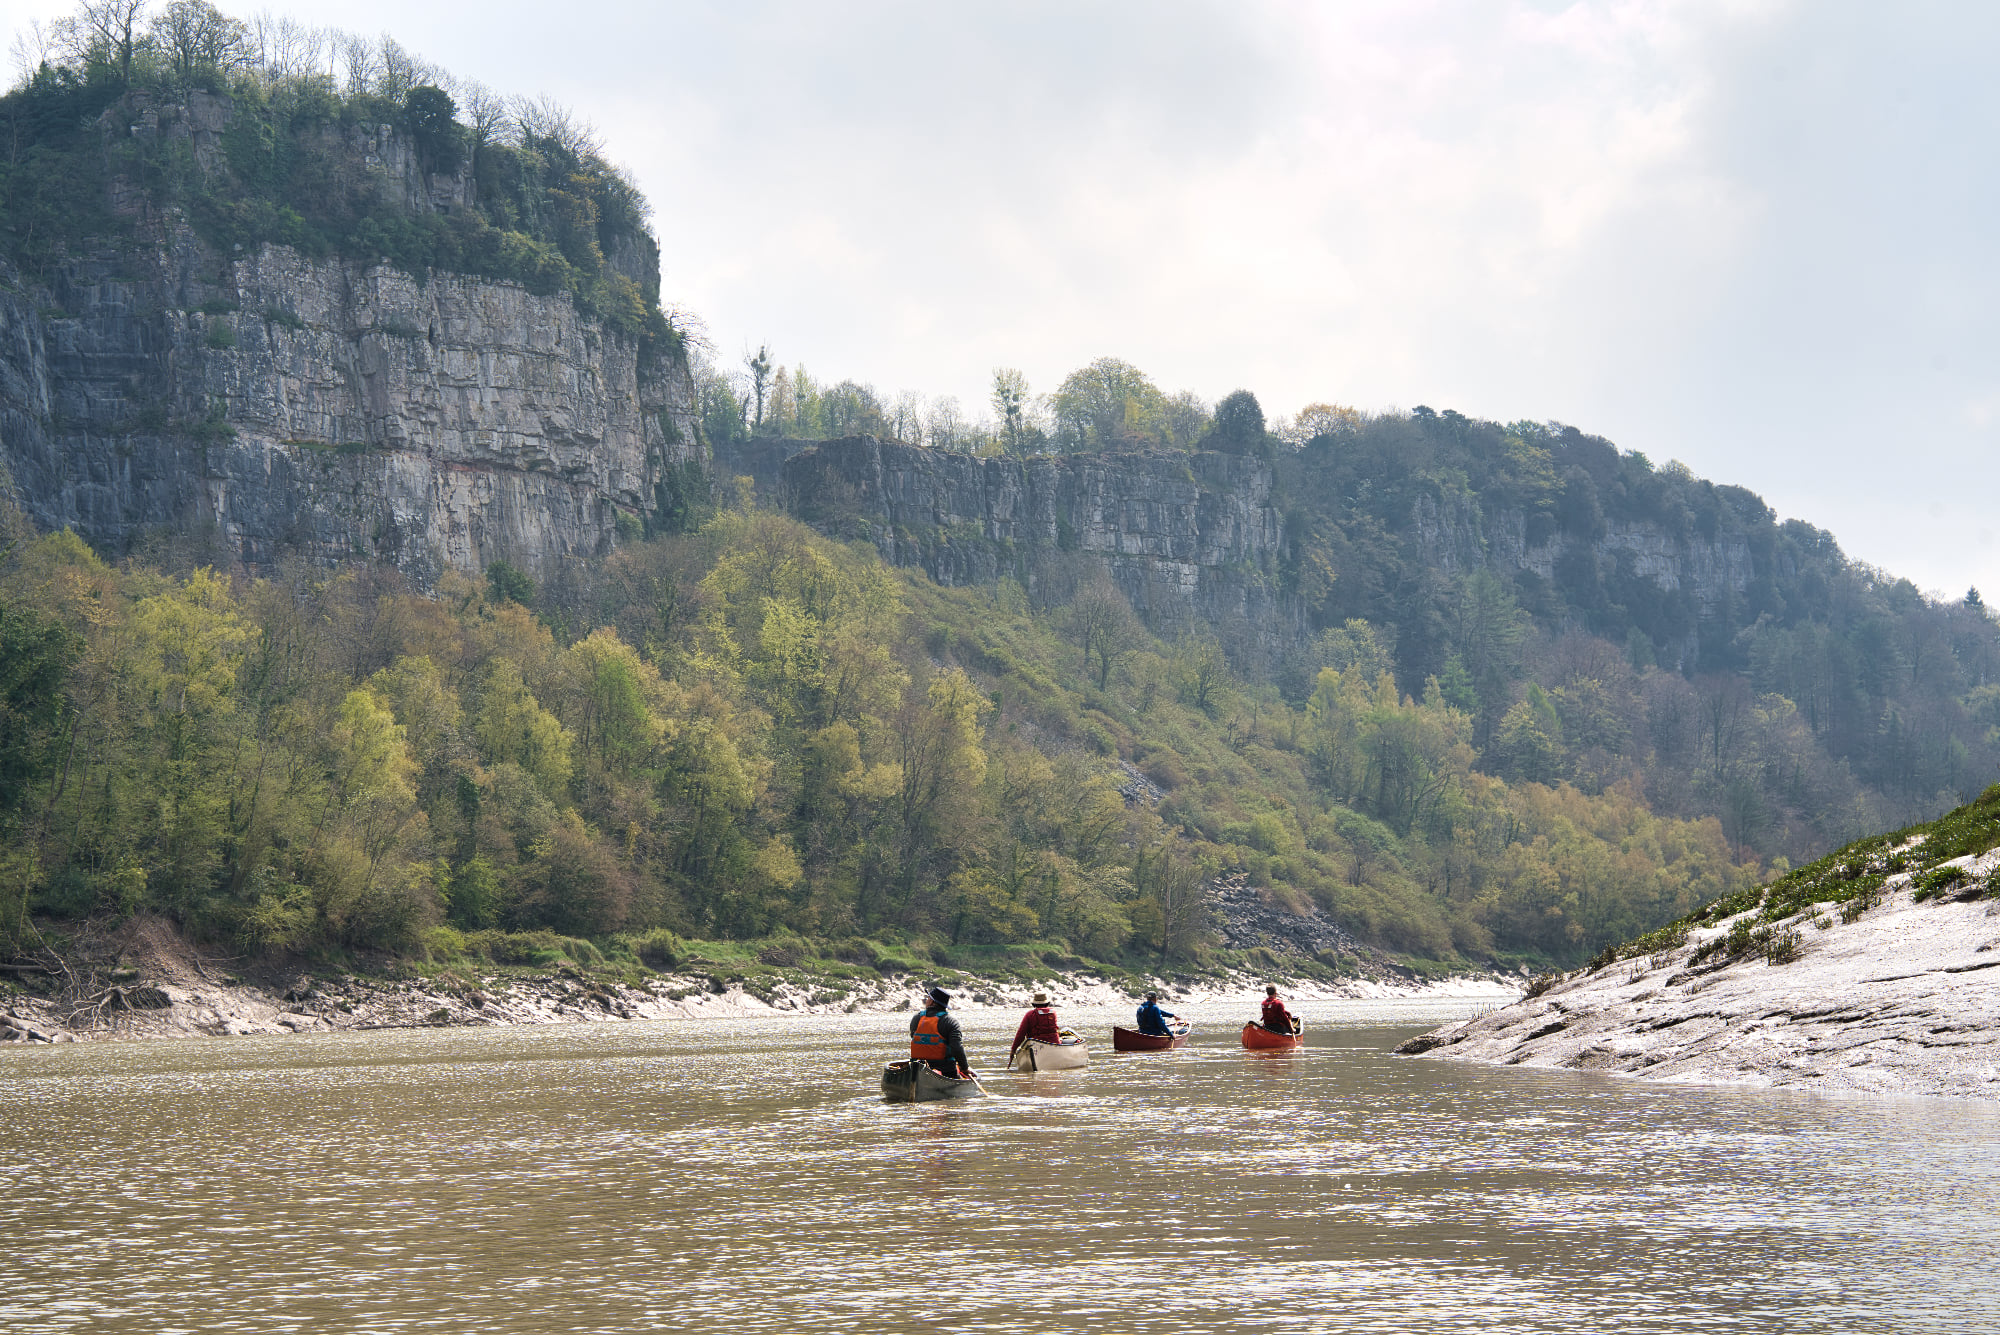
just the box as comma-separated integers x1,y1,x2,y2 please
2,999,1995,1333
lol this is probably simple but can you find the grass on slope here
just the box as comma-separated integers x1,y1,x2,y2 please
1587,782,2000,974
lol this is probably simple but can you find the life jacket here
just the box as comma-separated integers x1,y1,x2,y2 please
1022,1006,1061,1044
911,1010,949,1061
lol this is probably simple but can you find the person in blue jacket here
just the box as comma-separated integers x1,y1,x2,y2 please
1135,991,1181,1036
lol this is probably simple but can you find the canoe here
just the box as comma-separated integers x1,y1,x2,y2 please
881,1059,984,1102
1112,1023,1191,1052
1011,1033,1089,1071
1240,1020,1304,1051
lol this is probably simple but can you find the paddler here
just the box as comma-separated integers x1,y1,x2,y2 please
1259,984,1300,1035
1135,990,1181,1036
1009,990,1062,1063
909,985,973,1077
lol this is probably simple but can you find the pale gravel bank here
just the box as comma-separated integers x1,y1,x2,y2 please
1397,848,2000,1101
0,916,1518,1046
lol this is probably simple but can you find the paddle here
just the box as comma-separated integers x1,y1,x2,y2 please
959,1065,1006,1098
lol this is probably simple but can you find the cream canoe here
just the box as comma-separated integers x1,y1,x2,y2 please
1010,1033,1090,1071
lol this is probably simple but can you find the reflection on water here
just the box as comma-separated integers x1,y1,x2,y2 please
3,1000,1996,1333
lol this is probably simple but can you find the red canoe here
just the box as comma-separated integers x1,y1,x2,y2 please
1240,1021,1304,1051
1112,1023,1191,1052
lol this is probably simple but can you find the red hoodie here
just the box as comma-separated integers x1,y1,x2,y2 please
1012,1005,1062,1051
1261,996,1295,1032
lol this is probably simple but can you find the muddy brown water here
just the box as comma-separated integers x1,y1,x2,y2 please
2,1000,1995,1334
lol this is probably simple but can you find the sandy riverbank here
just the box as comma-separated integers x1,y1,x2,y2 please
0,916,1518,1045
1396,849,2000,1100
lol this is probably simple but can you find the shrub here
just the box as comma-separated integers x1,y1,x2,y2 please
461,929,603,967
205,318,236,349
1140,749,1189,791
1839,887,1881,924
420,925,469,961
622,928,683,970
831,938,881,967
757,939,806,967
487,560,535,606
1689,915,1760,966
1913,866,1969,902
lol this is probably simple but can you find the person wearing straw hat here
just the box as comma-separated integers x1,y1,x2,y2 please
909,985,972,1076
1009,990,1063,1065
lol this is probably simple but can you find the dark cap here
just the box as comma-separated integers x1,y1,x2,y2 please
1145,991,1159,1001
926,985,952,1006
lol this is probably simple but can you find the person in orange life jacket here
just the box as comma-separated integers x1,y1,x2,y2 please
909,986,972,1076
1010,990,1062,1063
1259,984,1299,1034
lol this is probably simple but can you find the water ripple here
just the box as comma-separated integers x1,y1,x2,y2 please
2,1002,1996,1333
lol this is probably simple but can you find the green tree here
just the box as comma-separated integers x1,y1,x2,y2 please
402,84,464,174
1052,357,1167,453
1065,580,1139,690
474,661,574,796
323,688,421,871
991,367,1031,456
152,0,249,92
1491,685,1564,786
1171,634,1228,713
125,569,253,911
1210,389,1269,456
1131,836,1209,958
0,601,79,819
564,629,662,775
746,344,773,433
890,669,989,915
486,560,535,607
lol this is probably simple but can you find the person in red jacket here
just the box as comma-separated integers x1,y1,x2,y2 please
1259,984,1299,1035
1009,990,1062,1064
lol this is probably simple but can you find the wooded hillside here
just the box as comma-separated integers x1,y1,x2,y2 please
0,496,1757,973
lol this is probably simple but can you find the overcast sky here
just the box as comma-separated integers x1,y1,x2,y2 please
14,0,1996,599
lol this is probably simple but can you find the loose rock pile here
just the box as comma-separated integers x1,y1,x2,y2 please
1208,873,1371,964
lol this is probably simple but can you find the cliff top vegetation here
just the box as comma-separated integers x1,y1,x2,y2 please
2,0,673,344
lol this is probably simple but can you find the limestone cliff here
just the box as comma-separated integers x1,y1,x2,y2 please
0,88,700,584
0,241,697,583
776,433,1770,673
781,436,1299,650
1407,490,1760,671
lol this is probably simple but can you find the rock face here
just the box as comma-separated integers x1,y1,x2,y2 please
0,87,700,585
1397,849,2000,1100
1409,491,1759,671
0,240,699,584
1411,492,1756,603
782,436,1298,651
